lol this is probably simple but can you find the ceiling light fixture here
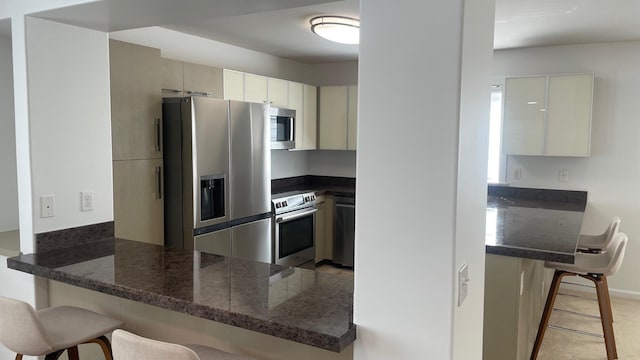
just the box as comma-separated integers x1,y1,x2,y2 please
310,15,360,45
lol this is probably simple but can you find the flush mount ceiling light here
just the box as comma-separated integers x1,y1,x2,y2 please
310,15,360,45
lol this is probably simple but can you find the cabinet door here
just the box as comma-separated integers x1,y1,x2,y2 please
160,58,183,96
183,62,223,99
315,201,326,262
244,73,268,104
303,84,318,150
347,85,358,150
223,69,244,101
268,77,289,108
502,76,547,155
546,74,593,156
113,159,164,245
288,81,305,150
110,40,162,160
319,86,348,150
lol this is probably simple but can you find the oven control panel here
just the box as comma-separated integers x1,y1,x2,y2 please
272,191,317,215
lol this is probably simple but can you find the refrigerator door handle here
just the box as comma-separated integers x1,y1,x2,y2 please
154,118,161,153
155,165,163,200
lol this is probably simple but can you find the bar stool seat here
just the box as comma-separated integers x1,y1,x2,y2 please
0,297,123,360
112,329,258,360
577,216,621,252
530,232,628,360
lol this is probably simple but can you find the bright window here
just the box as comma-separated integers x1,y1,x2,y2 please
487,86,504,183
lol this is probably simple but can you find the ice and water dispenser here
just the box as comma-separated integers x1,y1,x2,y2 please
200,175,225,221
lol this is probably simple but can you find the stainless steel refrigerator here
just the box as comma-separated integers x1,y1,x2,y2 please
163,97,272,262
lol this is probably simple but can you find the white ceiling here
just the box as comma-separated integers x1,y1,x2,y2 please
13,0,640,63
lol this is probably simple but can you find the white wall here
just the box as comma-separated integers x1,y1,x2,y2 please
494,41,640,296
307,151,356,178
354,0,493,359
452,0,495,358
0,35,19,232
26,17,113,233
271,150,308,179
311,61,358,86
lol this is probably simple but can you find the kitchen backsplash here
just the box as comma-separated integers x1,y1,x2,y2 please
271,150,357,180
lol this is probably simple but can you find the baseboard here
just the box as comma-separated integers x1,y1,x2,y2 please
560,280,640,300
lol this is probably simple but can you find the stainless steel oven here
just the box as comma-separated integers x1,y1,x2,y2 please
272,191,317,268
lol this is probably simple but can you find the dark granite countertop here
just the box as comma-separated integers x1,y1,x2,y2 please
7,238,355,352
272,176,355,198
485,186,587,264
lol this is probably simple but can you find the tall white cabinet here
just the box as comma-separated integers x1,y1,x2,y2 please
109,40,163,245
502,74,593,156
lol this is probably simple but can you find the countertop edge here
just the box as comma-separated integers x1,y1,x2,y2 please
6,257,356,352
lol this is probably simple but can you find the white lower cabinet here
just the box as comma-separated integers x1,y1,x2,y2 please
484,254,553,360
113,159,164,245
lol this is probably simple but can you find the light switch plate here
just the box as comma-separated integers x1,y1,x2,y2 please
458,264,470,307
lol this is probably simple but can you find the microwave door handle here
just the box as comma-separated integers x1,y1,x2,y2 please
276,208,318,223
290,117,295,141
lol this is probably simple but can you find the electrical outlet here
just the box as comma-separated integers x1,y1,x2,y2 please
81,191,94,212
559,169,569,182
40,195,55,218
512,167,522,180
458,264,470,307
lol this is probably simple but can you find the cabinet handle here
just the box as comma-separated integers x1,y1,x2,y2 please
162,88,182,94
155,118,161,153
156,166,163,200
185,90,212,97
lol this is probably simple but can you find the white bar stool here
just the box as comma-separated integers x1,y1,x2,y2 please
577,216,621,252
112,329,258,360
0,296,123,360
530,232,628,360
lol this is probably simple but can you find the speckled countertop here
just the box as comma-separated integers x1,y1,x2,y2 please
7,238,355,352
486,186,587,264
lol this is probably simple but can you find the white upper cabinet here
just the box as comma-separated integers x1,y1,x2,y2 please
303,84,318,150
182,62,223,98
268,77,289,108
502,74,593,156
289,81,305,149
223,69,245,101
160,58,184,97
161,59,223,98
244,73,268,104
319,85,358,150
546,74,593,156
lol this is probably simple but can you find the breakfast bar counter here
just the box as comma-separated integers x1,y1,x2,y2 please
7,238,355,352
485,186,588,264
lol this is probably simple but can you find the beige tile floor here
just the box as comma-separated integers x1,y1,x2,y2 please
537,286,640,360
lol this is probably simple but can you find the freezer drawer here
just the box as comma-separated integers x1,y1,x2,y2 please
194,218,272,263
232,218,272,263
194,228,231,257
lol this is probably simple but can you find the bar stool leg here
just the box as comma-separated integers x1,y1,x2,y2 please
592,275,617,360
85,335,114,360
531,270,571,360
602,276,615,324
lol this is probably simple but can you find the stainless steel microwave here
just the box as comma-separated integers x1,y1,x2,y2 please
270,107,295,150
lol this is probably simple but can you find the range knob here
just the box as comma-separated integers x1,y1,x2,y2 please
275,202,281,209
282,200,288,207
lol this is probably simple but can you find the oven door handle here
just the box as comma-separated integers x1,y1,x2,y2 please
276,208,318,223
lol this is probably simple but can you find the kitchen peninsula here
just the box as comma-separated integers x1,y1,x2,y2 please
7,237,355,354
483,185,587,360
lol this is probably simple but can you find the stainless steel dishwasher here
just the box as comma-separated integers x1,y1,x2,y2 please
333,196,355,267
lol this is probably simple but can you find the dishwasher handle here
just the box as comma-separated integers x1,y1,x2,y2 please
336,203,355,209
